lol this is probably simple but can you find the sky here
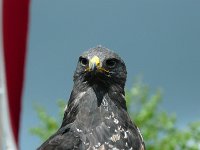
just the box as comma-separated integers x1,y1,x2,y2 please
20,0,200,149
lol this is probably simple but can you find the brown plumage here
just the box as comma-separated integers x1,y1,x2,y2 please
37,46,145,150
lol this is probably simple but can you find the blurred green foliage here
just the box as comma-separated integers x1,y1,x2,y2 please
30,80,200,149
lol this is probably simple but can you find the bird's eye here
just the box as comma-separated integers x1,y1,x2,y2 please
106,59,117,68
79,57,88,66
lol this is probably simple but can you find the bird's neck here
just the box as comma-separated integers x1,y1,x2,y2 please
74,79,127,109
61,81,127,127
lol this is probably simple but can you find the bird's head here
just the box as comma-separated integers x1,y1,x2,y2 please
73,46,127,88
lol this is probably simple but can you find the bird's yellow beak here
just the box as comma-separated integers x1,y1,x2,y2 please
89,56,100,71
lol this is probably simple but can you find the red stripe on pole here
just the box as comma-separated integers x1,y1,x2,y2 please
2,0,30,147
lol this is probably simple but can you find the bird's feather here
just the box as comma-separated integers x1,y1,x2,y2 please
37,46,145,150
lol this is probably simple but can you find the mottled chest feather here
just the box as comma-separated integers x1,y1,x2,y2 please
70,95,144,150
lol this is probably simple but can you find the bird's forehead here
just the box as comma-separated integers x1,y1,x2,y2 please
81,46,121,61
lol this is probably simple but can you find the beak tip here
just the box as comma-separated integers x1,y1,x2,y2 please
90,63,97,71
89,56,100,71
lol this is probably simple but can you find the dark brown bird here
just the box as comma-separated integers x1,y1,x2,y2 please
37,46,145,150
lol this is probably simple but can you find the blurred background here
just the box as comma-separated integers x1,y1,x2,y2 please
15,0,200,149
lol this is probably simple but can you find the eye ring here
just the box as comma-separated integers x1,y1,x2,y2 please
106,59,117,68
79,57,88,66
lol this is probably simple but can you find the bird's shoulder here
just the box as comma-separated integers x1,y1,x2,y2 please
37,125,81,150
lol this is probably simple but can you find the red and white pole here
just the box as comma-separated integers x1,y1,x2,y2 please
0,49,17,150
0,0,30,149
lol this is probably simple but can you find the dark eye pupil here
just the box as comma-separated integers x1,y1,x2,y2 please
80,57,88,66
106,59,116,67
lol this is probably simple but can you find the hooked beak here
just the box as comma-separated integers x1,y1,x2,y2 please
86,55,110,77
89,56,100,71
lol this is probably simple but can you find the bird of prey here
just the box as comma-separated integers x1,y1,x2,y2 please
37,46,145,150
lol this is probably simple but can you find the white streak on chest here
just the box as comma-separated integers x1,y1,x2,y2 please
111,134,120,142
64,91,86,111
113,118,119,124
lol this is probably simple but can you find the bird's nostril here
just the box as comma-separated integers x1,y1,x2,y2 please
90,63,97,71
